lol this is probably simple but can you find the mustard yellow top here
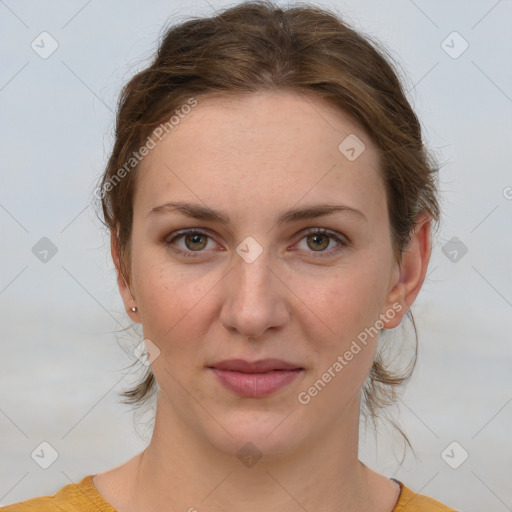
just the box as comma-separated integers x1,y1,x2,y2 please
0,475,457,511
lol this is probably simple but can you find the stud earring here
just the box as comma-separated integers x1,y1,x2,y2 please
130,307,138,313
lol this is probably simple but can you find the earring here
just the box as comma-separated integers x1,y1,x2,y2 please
130,307,138,313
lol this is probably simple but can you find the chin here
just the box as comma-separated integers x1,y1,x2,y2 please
201,407,310,461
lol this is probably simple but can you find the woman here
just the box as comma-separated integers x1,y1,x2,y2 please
2,1,457,510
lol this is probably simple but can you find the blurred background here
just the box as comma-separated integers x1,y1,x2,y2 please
1,1,511,510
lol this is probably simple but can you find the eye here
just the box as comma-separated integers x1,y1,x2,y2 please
166,229,219,258
293,228,348,257
165,227,349,259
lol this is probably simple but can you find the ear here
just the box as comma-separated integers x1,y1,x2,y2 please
110,228,141,323
380,213,432,329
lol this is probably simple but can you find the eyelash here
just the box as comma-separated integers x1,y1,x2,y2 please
165,228,348,259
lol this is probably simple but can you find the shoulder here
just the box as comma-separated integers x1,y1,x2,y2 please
0,495,55,512
393,480,458,511
0,475,115,512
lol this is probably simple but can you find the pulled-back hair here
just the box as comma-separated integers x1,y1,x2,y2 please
97,0,441,448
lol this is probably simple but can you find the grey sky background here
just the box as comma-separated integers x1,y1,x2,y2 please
1,1,511,510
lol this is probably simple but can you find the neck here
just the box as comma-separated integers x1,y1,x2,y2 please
129,392,380,512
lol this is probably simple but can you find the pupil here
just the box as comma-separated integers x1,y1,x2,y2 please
187,233,205,250
310,234,328,251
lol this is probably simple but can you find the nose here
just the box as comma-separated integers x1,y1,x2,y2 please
219,247,290,340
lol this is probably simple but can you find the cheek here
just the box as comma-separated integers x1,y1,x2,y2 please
132,248,219,346
293,260,389,350
292,265,386,410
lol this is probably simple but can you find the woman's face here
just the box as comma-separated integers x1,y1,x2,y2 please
118,90,414,457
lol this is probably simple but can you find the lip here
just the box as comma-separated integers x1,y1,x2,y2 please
208,359,304,398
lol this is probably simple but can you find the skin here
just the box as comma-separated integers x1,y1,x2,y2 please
94,90,432,512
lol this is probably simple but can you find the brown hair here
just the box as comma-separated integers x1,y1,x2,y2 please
97,0,441,448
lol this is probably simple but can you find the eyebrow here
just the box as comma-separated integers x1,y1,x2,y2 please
148,201,367,225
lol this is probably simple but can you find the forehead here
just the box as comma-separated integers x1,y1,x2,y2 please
134,90,385,222
151,90,374,158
